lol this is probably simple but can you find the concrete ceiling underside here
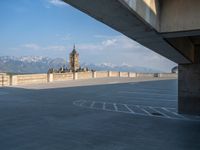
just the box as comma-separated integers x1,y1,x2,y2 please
64,0,193,64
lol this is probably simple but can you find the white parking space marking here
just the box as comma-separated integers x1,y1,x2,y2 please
148,106,171,118
90,101,95,108
123,104,135,114
79,100,87,106
137,106,152,116
113,103,118,111
161,107,186,119
73,100,200,121
102,102,106,110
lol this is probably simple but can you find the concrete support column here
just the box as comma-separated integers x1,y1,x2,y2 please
47,73,53,83
178,64,200,115
73,72,78,80
92,71,96,78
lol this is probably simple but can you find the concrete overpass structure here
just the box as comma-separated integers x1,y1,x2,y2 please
64,0,200,115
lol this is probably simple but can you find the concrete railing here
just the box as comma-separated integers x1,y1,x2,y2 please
11,74,48,85
96,71,109,78
77,72,93,79
0,71,177,86
53,73,73,81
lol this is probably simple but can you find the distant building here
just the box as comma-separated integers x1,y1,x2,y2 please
69,45,80,72
48,45,92,73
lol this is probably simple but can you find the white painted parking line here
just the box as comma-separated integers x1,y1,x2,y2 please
73,100,200,121
136,106,152,116
148,106,171,118
90,101,95,108
113,103,118,111
123,104,135,114
72,100,82,105
79,100,87,106
102,102,106,110
161,107,186,119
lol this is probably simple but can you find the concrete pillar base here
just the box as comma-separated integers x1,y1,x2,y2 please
47,73,53,82
178,64,200,115
92,71,96,78
11,75,18,86
74,72,78,80
108,71,112,77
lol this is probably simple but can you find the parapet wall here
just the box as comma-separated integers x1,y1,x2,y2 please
12,74,47,85
96,71,109,78
0,71,177,86
53,73,73,81
77,72,93,79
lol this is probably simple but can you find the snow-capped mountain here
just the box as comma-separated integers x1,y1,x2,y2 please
0,56,162,74
82,63,161,73
0,56,66,74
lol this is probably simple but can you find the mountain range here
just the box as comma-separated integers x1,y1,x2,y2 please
0,56,162,74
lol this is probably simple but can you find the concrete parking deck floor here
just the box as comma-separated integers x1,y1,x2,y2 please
0,77,200,150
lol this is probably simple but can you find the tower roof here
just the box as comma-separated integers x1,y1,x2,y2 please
72,44,77,54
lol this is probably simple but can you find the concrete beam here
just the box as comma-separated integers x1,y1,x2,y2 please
160,0,200,33
166,37,195,63
64,0,190,64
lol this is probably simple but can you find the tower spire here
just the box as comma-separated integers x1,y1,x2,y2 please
73,44,75,50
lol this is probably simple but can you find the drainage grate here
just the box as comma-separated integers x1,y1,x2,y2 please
151,112,163,116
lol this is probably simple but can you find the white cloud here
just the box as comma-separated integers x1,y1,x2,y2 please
22,44,40,50
102,39,117,46
78,35,140,52
47,0,68,7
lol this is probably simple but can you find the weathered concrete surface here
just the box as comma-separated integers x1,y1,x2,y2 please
12,74,48,85
64,0,200,63
96,71,109,78
64,0,190,64
53,73,73,81
178,64,200,115
0,78,200,150
160,0,200,32
64,0,200,64
119,72,129,77
120,0,160,30
77,72,93,79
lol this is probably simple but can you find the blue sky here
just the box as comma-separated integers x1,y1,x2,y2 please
0,0,176,72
